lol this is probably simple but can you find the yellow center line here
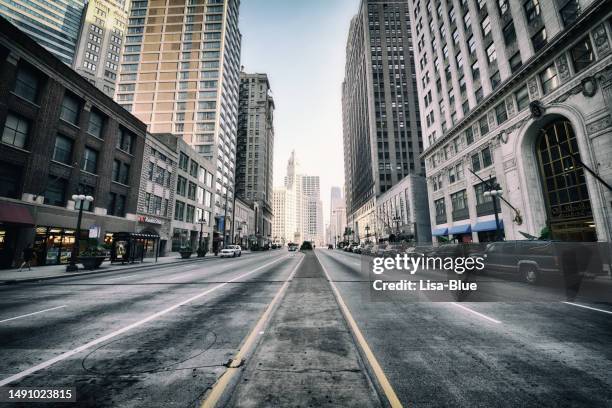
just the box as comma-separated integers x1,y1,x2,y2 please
200,254,305,408
315,250,403,408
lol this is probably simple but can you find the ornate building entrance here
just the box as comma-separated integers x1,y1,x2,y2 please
536,119,596,241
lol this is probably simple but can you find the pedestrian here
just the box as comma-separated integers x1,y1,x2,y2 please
19,244,34,271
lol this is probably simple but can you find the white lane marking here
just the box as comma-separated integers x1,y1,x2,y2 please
0,306,67,324
105,274,138,282
563,301,612,315
451,302,501,324
167,274,185,281
0,254,291,387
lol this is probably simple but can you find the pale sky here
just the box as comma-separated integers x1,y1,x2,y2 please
239,0,359,223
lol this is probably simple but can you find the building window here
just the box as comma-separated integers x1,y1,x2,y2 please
475,178,501,215
495,102,507,124
490,71,501,90
486,44,497,64
187,181,197,200
179,152,189,171
174,201,185,221
186,204,195,223
466,127,474,145
570,36,595,74
475,87,484,103
509,52,522,73
112,160,130,184
531,27,547,52
560,0,580,26
2,113,29,148
81,147,98,174
524,0,541,23
53,135,73,165
471,61,480,80
116,128,134,153
177,176,187,196
14,65,40,102
482,146,493,167
479,116,489,136
515,85,529,111
481,16,492,37
88,110,104,138
451,190,469,220
44,176,67,206
503,22,516,45
498,0,509,15
434,198,446,224
108,192,126,217
471,152,482,171
60,93,81,125
539,64,559,94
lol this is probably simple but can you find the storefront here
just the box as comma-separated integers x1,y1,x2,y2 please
448,224,472,243
33,226,89,266
0,202,35,268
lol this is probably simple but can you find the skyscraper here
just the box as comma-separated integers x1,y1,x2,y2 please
329,186,346,246
409,0,612,243
342,0,424,239
0,0,85,64
236,71,274,245
73,0,130,96
116,0,242,245
272,151,324,245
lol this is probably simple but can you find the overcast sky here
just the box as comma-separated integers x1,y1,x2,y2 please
239,0,359,223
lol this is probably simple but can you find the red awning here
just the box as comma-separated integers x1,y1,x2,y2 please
0,202,35,225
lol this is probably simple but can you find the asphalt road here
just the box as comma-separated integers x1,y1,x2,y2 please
315,248,612,407
0,250,301,407
0,248,611,407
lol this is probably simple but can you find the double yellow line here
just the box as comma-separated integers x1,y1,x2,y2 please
201,254,304,408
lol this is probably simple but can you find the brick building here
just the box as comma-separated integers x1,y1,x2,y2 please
0,16,147,267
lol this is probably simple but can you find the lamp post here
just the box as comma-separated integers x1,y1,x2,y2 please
483,179,503,241
392,215,401,242
365,224,371,243
197,217,207,256
66,194,94,272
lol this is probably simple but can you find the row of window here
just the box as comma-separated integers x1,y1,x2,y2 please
434,178,501,224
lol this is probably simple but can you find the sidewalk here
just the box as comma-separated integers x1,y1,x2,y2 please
225,251,382,407
0,252,220,285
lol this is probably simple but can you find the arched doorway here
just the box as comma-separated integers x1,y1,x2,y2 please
535,119,597,241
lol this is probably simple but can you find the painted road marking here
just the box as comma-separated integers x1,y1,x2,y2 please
105,274,138,282
563,301,612,315
316,251,403,408
0,305,67,324
0,255,291,387
451,303,501,324
201,255,304,408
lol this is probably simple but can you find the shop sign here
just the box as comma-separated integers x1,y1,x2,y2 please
88,225,100,238
138,216,163,225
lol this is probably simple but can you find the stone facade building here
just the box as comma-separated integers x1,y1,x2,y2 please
409,0,612,242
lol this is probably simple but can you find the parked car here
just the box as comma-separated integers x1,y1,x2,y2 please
288,243,298,252
328,244,334,249
220,245,242,258
481,240,600,284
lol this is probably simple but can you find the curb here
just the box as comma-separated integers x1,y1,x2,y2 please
0,256,214,286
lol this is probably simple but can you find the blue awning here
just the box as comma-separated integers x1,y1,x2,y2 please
448,224,472,235
431,227,448,236
472,219,504,232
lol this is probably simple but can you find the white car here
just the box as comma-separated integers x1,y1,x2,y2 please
220,245,242,258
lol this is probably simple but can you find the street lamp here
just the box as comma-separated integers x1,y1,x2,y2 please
392,215,401,241
197,217,207,256
66,194,94,272
483,182,503,241
365,224,371,243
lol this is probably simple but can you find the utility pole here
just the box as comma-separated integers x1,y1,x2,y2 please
222,188,229,249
